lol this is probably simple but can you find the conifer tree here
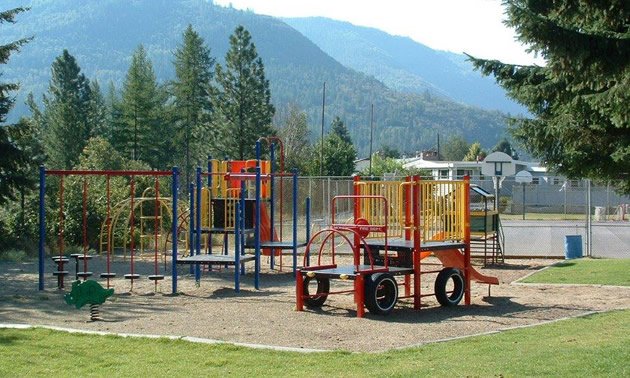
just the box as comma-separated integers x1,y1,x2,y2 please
115,45,167,168
468,1,629,190
330,116,352,145
215,26,275,160
89,79,108,139
39,50,95,169
172,24,215,188
0,7,32,203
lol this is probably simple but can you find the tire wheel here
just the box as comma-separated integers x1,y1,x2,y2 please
303,275,330,307
365,273,398,315
434,268,465,307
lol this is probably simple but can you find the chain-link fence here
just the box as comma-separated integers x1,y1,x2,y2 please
271,175,630,259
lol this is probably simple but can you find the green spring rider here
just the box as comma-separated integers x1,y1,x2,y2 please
64,280,114,321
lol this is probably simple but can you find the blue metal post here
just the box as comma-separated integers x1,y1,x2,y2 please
171,166,179,294
188,184,194,275
195,167,202,282
38,166,45,291
234,202,241,292
270,143,275,269
255,166,261,290
292,168,298,277
305,197,311,267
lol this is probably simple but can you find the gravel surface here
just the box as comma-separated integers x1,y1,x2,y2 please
1,255,629,352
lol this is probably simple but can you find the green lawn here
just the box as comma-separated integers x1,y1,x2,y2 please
521,258,630,286
1,309,630,376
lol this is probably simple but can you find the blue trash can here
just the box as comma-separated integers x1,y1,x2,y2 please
564,235,583,259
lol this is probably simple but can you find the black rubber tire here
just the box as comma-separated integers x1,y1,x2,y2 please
303,275,330,307
434,268,465,307
365,273,398,315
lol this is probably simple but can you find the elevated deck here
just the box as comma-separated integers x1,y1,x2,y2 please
301,264,413,279
176,254,256,266
361,239,467,252
244,241,307,249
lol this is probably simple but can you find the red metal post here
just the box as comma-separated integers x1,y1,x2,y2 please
355,273,365,318
405,176,411,241
296,269,304,311
464,175,472,305
353,176,361,266
106,175,111,288
154,179,160,289
130,179,136,289
82,178,88,279
58,176,65,288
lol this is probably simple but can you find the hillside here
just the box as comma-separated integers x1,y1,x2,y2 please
3,0,509,156
284,17,526,115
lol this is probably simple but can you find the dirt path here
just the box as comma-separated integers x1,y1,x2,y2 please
1,256,629,352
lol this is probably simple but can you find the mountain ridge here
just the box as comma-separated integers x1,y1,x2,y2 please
3,0,509,156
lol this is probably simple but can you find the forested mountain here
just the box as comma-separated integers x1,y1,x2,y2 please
3,0,509,156
284,17,527,115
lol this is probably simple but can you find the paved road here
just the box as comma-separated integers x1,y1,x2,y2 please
502,220,630,258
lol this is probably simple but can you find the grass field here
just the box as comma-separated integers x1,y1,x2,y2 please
1,309,629,377
521,258,630,286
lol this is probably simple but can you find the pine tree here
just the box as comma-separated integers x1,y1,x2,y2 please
492,138,519,160
89,79,108,139
115,45,167,168
215,26,275,160
40,50,95,169
442,135,469,161
0,7,32,204
468,1,629,190
171,24,215,188
331,116,352,145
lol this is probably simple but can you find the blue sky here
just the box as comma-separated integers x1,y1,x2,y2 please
214,0,545,66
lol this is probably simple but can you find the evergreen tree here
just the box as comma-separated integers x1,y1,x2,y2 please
40,50,95,169
330,116,352,145
215,26,275,160
379,145,401,159
492,138,519,160
172,24,216,189
276,103,312,174
89,79,108,139
115,45,167,168
442,135,469,161
468,1,629,190
463,142,487,162
0,7,32,204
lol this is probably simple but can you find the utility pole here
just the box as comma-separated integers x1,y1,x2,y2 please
369,104,374,176
320,82,325,176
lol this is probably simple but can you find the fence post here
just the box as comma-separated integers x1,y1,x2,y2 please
586,179,592,257
38,166,45,291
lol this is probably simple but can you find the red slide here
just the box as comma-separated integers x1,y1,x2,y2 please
432,249,499,285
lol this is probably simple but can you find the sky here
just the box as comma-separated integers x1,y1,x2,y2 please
213,0,545,66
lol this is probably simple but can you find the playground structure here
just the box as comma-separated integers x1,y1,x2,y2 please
469,185,504,264
174,139,311,291
38,137,313,294
296,176,499,317
38,167,180,292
